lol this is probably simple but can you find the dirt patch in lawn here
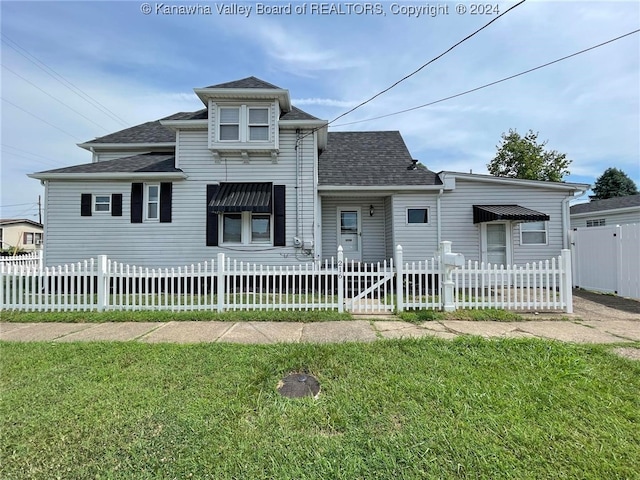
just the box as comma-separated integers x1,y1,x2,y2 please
611,347,640,361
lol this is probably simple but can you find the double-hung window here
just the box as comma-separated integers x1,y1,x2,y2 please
219,107,240,141
146,184,160,221
520,221,547,245
248,108,269,141
94,195,111,213
217,105,270,143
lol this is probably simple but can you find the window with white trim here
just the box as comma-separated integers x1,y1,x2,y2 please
146,184,160,221
407,207,429,224
216,105,271,143
586,219,606,227
520,221,547,245
94,195,111,213
221,212,272,245
248,108,269,141
219,107,240,141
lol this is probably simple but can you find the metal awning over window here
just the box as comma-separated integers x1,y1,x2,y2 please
209,182,272,213
473,205,550,224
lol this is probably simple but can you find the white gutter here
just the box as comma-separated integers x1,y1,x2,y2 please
77,142,176,151
318,185,445,193
562,188,588,249
28,172,188,181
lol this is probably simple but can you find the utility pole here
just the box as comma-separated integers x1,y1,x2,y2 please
38,195,42,224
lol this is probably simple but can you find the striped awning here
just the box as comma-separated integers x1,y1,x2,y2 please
473,205,550,224
209,183,272,213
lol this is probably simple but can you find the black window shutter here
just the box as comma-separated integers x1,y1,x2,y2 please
206,185,219,246
111,194,123,217
131,183,143,223
273,185,286,246
81,194,92,216
160,182,172,223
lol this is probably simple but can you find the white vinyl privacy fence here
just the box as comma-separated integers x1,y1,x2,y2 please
571,224,640,300
1,242,573,313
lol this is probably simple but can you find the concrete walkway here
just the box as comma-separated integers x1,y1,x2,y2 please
1,316,639,345
1,290,638,345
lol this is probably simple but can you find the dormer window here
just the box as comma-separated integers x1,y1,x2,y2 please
219,107,240,141
248,107,269,141
215,104,272,143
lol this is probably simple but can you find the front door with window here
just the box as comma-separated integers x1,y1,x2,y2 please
482,222,511,266
338,208,361,261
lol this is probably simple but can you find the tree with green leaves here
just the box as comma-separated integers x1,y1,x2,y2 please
590,167,638,200
487,129,571,182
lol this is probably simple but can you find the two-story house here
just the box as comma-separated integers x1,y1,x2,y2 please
30,77,588,268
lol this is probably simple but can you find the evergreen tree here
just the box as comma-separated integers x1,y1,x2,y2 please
591,168,638,200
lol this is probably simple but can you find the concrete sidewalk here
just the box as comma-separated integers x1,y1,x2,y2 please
2,316,639,345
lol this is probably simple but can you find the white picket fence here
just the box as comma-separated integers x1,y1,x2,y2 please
0,251,42,268
0,243,573,313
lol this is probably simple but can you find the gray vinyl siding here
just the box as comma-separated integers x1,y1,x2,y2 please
321,197,386,263
440,179,569,264
570,209,640,228
391,194,439,262
94,151,153,162
43,128,318,267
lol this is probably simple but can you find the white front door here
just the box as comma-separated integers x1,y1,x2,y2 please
482,222,511,266
338,208,362,261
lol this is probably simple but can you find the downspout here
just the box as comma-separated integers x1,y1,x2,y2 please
436,188,443,246
561,188,587,249
295,129,301,244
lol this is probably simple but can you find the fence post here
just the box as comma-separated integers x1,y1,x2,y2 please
440,241,456,312
217,253,225,312
561,249,573,314
395,245,404,313
97,255,108,312
337,246,344,313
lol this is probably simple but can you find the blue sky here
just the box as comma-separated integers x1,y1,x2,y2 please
1,0,639,220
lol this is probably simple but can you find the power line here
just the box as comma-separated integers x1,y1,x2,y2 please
333,29,640,128
1,33,130,128
2,144,60,164
2,64,112,133
1,97,84,141
328,0,527,126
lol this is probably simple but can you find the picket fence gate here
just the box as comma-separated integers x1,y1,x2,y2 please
0,242,573,313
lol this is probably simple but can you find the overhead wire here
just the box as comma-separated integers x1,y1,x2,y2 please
1,33,130,128
2,64,113,133
332,29,640,128
328,0,527,126
1,97,84,141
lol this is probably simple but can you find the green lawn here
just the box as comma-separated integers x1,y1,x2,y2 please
2,338,639,479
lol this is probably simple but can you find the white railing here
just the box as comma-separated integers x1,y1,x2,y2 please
0,243,573,313
0,251,42,269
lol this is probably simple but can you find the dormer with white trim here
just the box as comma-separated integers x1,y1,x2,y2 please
193,77,292,162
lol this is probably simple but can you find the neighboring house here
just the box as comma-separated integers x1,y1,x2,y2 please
570,194,640,228
0,219,44,252
29,76,588,268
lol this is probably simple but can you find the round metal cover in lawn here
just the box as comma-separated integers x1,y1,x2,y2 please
277,373,320,399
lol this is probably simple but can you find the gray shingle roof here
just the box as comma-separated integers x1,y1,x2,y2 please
82,106,317,144
571,194,640,214
0,219,43,228
280,106,320,121
319,131,442,186
83,110,206,145
205,76,282,89
36,153,181,174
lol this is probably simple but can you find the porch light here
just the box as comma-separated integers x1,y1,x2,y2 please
369,205,375,216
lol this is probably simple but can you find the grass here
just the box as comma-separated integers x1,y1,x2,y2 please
0,309,352,323
1,338,639,479
399,308,524,324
